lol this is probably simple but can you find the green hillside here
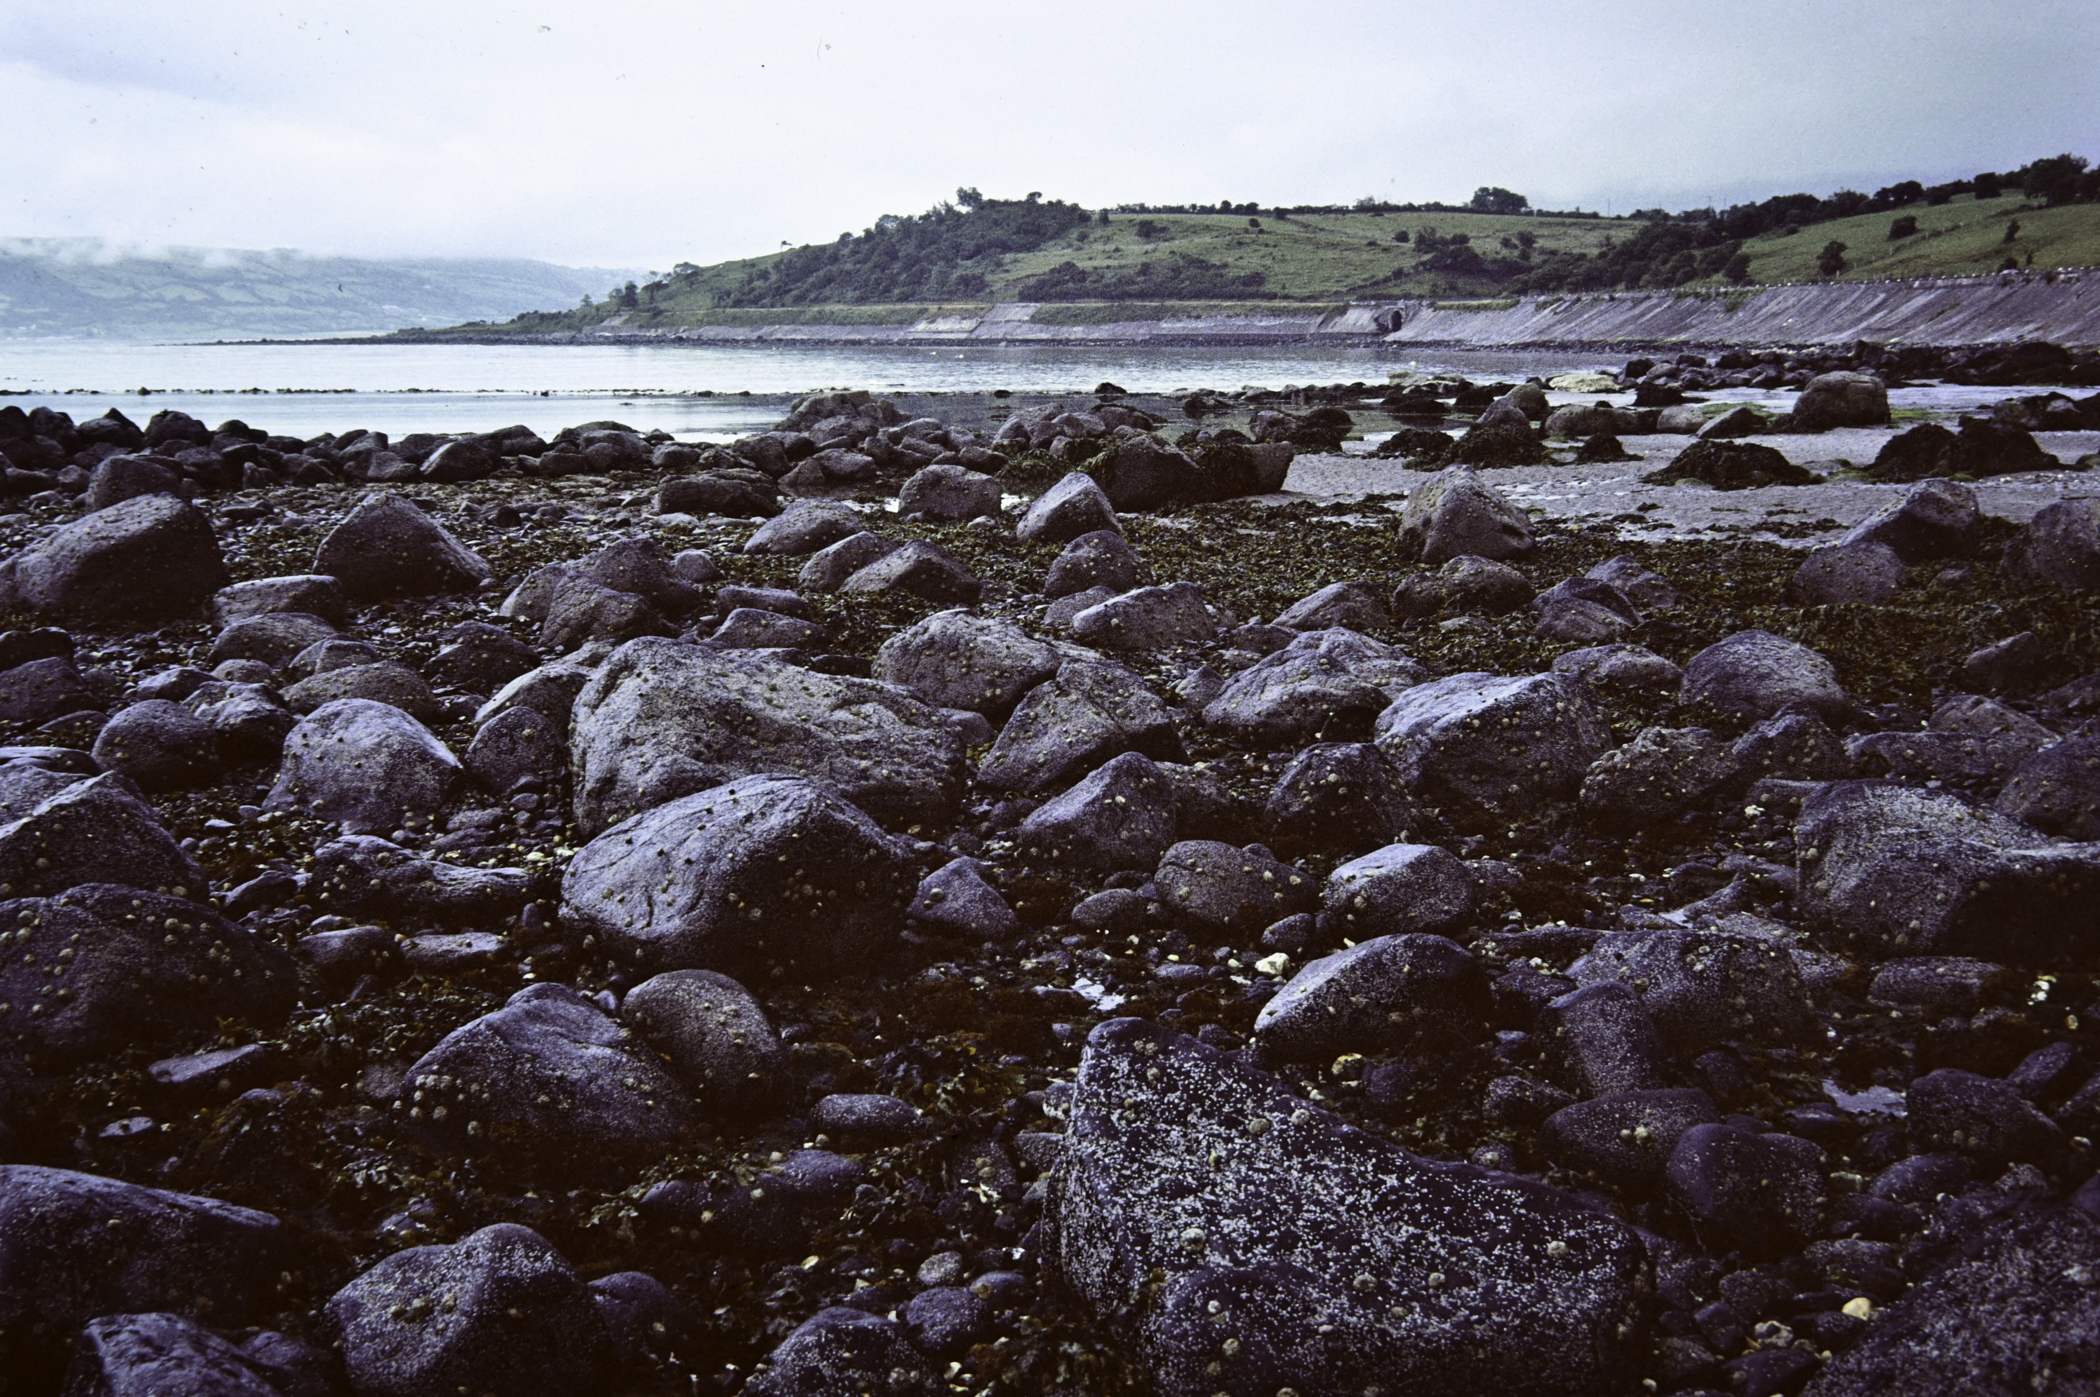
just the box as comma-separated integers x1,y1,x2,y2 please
408,158,2100,337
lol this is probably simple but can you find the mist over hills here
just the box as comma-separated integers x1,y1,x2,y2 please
0,240,644,340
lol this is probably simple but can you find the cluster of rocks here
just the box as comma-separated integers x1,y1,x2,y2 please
1,404,2099,1397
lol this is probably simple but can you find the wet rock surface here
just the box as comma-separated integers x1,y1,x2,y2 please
0,382,2096,1396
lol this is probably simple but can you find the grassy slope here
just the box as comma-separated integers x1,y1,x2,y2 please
1727,193,2100,284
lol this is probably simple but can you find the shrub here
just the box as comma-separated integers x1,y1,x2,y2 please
1888,215,1919,240
1817,241,1848,276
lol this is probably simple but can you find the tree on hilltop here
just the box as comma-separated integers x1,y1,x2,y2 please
1469,186,1530,215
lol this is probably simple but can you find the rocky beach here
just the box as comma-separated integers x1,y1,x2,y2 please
0,340,2099,1397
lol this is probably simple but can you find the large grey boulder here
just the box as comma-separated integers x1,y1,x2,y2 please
0,774,205,898
1154,840,1315,932
1071,582,1221,650
871,610,1061,716
91,698,220,791
1531,576,1639,643
1395,465,1535,564
1840,478,1981,562
1320,842,1477,940
475,658,596,727
2003,498,2100,593
310,836,534,922
282,660,440,720
623,969,787,1116
1552,644,1685,703
568,640,967,834
396,984,696,1171
266,699,459,834
1254,932,1489,1060
542,575,676,651
1015,751,1183,872
898,463,1001,522
1274,580,1391,632
1578,726,1732,830
1016,471,1120,544
1797,780,2100,961
838,540,982,602
1375,672,1608,813
85,453,181,511
207,611,339,669
797,531,898,592
464,704,566,796
1788,540,1906,605
0,884,295,1069
0,1166,284,1388
977,660,1182,793
1681,629,1848,722
743,1308,939,1397
1791,371,1890,430
211,574,347,626
1262,742,1424,858
3,493,226,624
906,856,1021,941
1095,435,1200,510
0,656,92,724
1569,928,1814,1055
1046,1019,1644,1397
561,774,914,979
571,535,705,619
323,1223,613,1397
1045,529,1147,598
63,1312,286,1397
1390,554,1536,618
313,493,490,599
743,501,864,555
1996,735,2100,839
1204,628,1425,749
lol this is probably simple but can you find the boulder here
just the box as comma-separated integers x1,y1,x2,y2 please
1568,928,1814,1054
871,610,1061,716
0,884,295,1069
465,704,566,796
265,699,460,834
1071,582,1220,650
0,774,205,899
1046,1020,1644,1397
1203,628,1425,749
1532,576,1639,643
1680,629,1847,722
1262,742,1423,858
1390,554,1537,619
0,1167,285,1389
90,699,219,791
395,985,695,1171
1796,780,2100,961
1045,530,1147,599
1374,672,1609,812
312,493,490,599
1273,580,1391,632
573,536,705,618
621,969,787,1115
310,836,534,922
1665,1124,1826,1257
907,856,1021,940
1017,472,1121,544
0,656,93,724
1586,555,1679,610
207,611,339,669
3,493,226,624
1255,932,1489,1060
1095,435,1200,510
1153,840,1315,933
1996,735,2100,839
428,622,540,694
1395,466,1535,563
2003,498,2100,592
1788,541,1907,605
476,659,596,728
1537,982,1671,1097
1015,751,1183,872
899,463,1001,522
978,659,1182,793
743,501,864,555
657,469,782,518
211,574,348,627
282,660,440,720
1839,478,1981,562
63,1312,285,1397
1791,371,1890,431
1906,1068,2064,1167
1697,405,1769,439
839,540,982,602
1643,441,1818,490
541,576,676,652
1320,840,1477,940
1578,726,1732,830
1541,1089,1721,1187
561,775,914,978
568,640,967,834
743,1308,938,1397
85,454,182,511
709,608,825,650
1551,644,1684,704
797,531,898,592
323,1223,614,1397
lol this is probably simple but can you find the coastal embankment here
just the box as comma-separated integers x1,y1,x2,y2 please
391,270,2100,350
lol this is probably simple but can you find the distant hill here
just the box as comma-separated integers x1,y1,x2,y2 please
407,156,2100,339
0,240,645,340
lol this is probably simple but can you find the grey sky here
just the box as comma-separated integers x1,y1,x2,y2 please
2,0,2093,271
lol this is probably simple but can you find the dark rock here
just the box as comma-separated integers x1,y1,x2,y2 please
285,639,382,681
795,532,897,593
1154,840,1315,932
1579,726,1732,830
622,969,787,1115
0,774,205,898
1696,404,1770,439
90,699,218,791
1262,742,1423,859
839,540,981,602
1667,1124,1825,1257
1681,630,1848,723
742,1308,937,1397
872,611,1060,717
899,464,1001,522
743,502,864,556
1788,541,1907,605
1204,629,1424,748
313,493,489,599
1254,932,1488,1060
0,656,94,724
1070,581,1219,650
1094,435,1200,510
709,608,825,650
477,659,594,728
464,704,565,796
4,494,226,624
1044,529,1147,599
1532,576,1639,643
575,536,705,619
211,575,347,627
1643,440,1818,489
1552,644,1685,703
1538,982,1671,1097
1394,466,1535,563
1961,631,2050,694
398,985,695,1170
2003,498,2100,592
903,1285,990,1359
1797,780,2100,961
265,699,459,834
84,454,183,512
809,1093,923,1142
428,623,539,694
1274,580,1391,632
323,1223,613,1397
310,836,533,922
1905,1068,2064,1167
1015,751,1180,872
907,857,1020,940
1390,554,1536,619
1792,372,1890,430
1319,843,1477,939
1375,672,1609,813
978,660,1181,793
1046,1019,1644,1397
561,774,913,979
541,576,675,651
1569,929,1814,1055
1016,472,1121,545
1542,1089,1722,1186
62,1310,283,1397
590,1270,693,1375
1995,735,2100,838
281,661,439,720
0,1166,284,1388
1840,478,1981,562
657,469,783,518
1726,711,1851,788
568,641,967,833
207,612,339,670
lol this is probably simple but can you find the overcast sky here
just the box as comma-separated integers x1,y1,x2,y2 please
3,0,2093,272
